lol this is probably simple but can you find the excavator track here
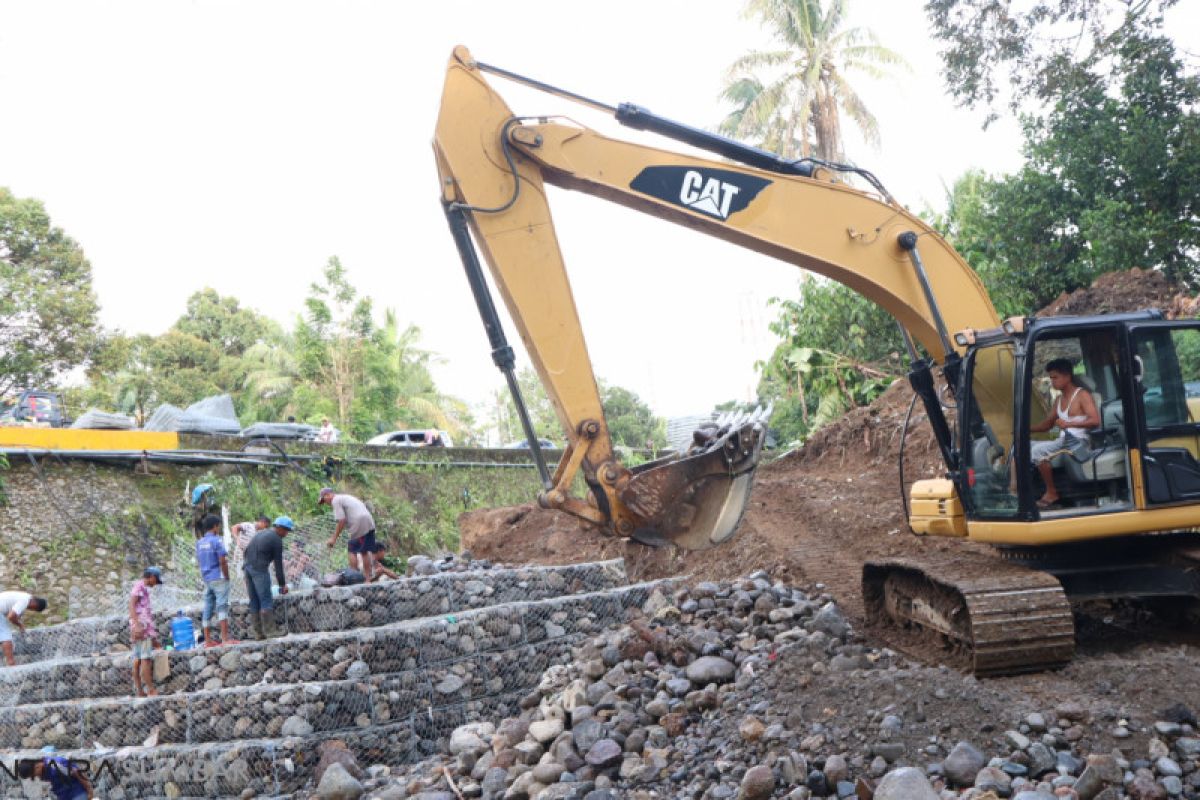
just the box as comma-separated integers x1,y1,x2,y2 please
863,555,1076,677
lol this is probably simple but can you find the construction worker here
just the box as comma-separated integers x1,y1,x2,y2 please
17,748,94,800
195,514,238,647
242,516,291,639
0,590,47,667
129,567,162,697
319,487,377,581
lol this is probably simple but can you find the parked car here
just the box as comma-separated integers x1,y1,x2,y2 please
505,437,557,450
367,429,455,448
0,390,67,427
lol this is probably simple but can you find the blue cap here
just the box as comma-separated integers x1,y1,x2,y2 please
273,516,295,531
40,745,56,755
144,566,163,582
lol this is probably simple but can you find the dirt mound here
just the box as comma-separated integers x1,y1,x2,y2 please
1037,267,1186,317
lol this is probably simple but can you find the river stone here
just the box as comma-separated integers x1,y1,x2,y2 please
585,739,623,768
944,741,987,787
573,718,607,753
740,765,776,800
529,718,564,744
281,715,313,737
811,602,849,638
975,766,1012,795
685,656,736,684
219,650,241,671
449,727,486,756
874,767,939,800
316,762,364,800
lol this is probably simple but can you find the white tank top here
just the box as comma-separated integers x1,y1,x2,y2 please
1057,386,1090,439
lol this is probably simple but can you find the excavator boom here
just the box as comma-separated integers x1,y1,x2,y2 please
433,45,998,550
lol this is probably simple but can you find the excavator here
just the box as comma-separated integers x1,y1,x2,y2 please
434,46,1200,675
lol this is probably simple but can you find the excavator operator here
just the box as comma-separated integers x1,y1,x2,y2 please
1029,359,1101,508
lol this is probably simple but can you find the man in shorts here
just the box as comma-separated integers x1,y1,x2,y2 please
0,591,48,666
129,566,163,696
319,487,377,581
196,514,238,647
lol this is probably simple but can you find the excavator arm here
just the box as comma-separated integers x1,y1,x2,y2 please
433,46,1001,549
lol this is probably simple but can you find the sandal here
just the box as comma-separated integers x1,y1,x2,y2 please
1036,498,1059,509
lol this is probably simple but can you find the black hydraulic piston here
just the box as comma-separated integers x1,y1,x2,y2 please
908,358,958,474
443,203,553,489
615,104,815,178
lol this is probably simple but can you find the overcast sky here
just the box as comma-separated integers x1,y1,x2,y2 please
2,1,1194,427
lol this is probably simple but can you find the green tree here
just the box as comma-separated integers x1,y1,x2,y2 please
295,256,374,430
925,0,1178,116
600,382,666,450
757,275,904,444
719,0,907,161
0,188,100,396
490,367,563,446
175,287,278,357
933,34,1200,305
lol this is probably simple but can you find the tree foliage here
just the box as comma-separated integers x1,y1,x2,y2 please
757,276,904,445
931,33,1200,309
0,188,99,396
489,367,665,449
925,0,1179,116
719,0,907,161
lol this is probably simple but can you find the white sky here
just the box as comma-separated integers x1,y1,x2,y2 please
2,1,1194,426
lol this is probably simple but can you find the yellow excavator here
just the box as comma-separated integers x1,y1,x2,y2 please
434,46,1200,675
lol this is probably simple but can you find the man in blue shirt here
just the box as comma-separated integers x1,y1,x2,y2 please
195,514,238,647
17,752,94,799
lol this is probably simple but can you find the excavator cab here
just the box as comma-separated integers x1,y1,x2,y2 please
955,312,1200,529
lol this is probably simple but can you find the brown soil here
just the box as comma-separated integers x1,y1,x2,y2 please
458,268,1200,725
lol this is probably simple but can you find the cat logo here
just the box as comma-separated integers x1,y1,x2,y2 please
629,166,771,221
679,170,740,219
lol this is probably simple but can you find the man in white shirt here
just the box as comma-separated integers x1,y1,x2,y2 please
319,487,378,580
0,591,48,666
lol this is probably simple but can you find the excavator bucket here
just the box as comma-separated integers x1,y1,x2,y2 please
618,407,769,550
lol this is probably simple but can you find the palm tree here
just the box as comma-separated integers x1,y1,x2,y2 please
719,0,907,162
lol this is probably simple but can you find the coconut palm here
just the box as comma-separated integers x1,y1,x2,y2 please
720,0,907,162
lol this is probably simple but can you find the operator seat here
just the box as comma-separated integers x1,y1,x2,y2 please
1054,374,1127,484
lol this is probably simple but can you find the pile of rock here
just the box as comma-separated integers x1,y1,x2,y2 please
329,572,1200,800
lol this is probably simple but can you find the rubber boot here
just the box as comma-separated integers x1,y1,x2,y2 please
261,612,285,639
249,614,264,641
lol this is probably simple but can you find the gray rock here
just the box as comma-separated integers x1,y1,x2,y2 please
665,678,692,696
874,767,939,800
1005,730,1032,750
1027,743,1056,777
529,719,564,744
1155,757,1182,777
685,656,736,684
437,674,465,695
449,726,486,756
219,651,241,671
585,739,623,769
823,754,848,785
316,762,364,800
281,715,313,737
975,766,1012,795
346,660,370,680
572,718,607,753
811,602,849,638
943,741,987,787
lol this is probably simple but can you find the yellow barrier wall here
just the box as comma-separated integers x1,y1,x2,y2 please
0,428,179,451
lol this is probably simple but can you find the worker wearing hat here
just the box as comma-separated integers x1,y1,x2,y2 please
319,488,378,581
241,516,292,639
